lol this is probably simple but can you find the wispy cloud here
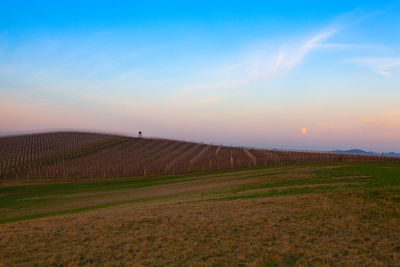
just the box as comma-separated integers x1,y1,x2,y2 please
165,27,339,104
316,43,387,51
360,118,384,127
360,111,400,128
271,29,337,76
349,57,400,76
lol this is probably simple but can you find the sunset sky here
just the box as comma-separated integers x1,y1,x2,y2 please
1,1,399,152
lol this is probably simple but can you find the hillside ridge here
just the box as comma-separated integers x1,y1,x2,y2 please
1,131,399,179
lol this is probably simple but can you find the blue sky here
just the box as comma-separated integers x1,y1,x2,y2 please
1,1,400,152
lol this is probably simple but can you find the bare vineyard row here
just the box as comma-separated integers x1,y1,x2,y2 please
0,132,398,179
0,132,117,170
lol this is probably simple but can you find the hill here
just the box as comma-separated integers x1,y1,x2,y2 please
1,162,400,265
1,131,399,179
332,149,400,158
1,132,400,265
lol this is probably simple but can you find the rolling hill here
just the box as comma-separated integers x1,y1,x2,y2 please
1,131,398,179
332,149,400,158
1,132,400,265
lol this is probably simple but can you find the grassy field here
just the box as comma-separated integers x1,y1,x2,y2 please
1,162,400,265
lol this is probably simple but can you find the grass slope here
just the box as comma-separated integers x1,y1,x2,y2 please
1,162,399,223
0,162,400,265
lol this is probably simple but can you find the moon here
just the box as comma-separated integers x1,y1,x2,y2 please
301,128,307,134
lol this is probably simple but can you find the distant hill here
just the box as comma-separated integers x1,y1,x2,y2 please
385,152,400,158
332,149,400,158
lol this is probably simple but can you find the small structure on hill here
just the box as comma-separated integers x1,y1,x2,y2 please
138,131,143,138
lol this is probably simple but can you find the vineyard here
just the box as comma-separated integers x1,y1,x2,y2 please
1,133,400,265
0,131,398,179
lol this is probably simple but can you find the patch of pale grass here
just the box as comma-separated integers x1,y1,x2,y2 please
0,191,399,266
236,181,366,195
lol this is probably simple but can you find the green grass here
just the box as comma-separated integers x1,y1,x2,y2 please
1,161,399,224
0,163,298,210
230,176,368,193
220,184,362,201
0,171,226,209
0,193,181,224
312,162,400,186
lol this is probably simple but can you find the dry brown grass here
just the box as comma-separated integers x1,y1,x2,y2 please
2,162,400,266
1,191,399,266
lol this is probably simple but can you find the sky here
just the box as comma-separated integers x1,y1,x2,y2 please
1,1,400,152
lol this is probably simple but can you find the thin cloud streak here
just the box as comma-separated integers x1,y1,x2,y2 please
360,118,384,127
348,57,400,76
166,26,339,104
272,28,337,75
